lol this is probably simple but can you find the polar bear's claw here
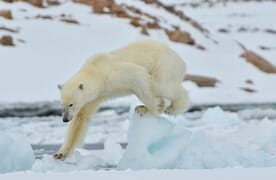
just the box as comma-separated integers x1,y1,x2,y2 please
135,105,149,116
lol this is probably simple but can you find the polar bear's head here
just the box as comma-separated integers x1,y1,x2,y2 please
58,81,88,123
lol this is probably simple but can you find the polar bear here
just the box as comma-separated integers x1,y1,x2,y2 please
53,40,189,159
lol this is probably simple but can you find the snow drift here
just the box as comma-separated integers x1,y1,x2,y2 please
0,133,34,173
119,107,276,169
32,141,124,172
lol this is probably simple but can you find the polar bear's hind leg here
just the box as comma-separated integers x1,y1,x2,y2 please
164,83,189,115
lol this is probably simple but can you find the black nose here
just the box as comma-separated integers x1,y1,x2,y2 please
63,117,69,123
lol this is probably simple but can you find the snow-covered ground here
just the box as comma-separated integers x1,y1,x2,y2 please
1,104,275,146
2,167,276,180
1,167,276,180
2,107,276,178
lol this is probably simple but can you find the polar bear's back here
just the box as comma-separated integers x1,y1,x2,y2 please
111,40,175,62
110,40,186,79
83,40,186,82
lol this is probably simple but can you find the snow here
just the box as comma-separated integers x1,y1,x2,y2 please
1,107,276,177
1,167,276,180
119,109,190,169
0,133,34,173
32,141,124,172
119,106,276,169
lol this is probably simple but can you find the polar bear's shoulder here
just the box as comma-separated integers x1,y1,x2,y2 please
84,53,112,66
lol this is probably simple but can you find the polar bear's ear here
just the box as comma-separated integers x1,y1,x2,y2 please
57,84,62,90
79,84,84,90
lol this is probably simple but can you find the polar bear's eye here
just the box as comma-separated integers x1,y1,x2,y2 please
69,104,73,107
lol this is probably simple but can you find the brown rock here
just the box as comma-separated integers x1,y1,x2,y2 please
91,0,114,13
190,20,208,34
240,87,256,93
28,0,44,8
166,30,194,45
238,27,248,32
144,0,156,4
0,35,14,46
218,28,229,33
184,74,219,87
130,19,141,27
259,46,271,50
264,29,276,34
73,0,93,5
3,0,14,3
238,42,276,73
172,25,180,30
163,5,175,13
17,38,26,43
46,0,60,6
0,26,19,33
146,21,160,29
141,26,149,35
114,10,129,18
110,3,123,13
196,44,205,50
36,14,53,19
60,18,79,25
60,14,67,17
86,0,128,17
0,10,13,20
241,50,276,73
125,6,142,14
245,79,254,84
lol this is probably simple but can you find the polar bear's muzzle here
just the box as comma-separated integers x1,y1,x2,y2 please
62,109,73,123
63,117,70,123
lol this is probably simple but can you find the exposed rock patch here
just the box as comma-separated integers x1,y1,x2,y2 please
240,87,257,93
0,26,19,33
0,10,13,20
60,18,79,24
166,30,194,45
238,42,276,74
0,35,15,46
184,74,219,87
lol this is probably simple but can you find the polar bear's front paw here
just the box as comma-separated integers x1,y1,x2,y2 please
53,153,67,160
53,152,68,160
135,105,149,116
53,150,69,160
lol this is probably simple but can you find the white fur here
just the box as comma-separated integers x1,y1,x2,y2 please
54,40,189,159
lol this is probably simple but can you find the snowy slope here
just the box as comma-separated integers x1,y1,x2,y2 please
0,0,276,104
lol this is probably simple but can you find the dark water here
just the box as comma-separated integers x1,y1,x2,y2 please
32,143,128,159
